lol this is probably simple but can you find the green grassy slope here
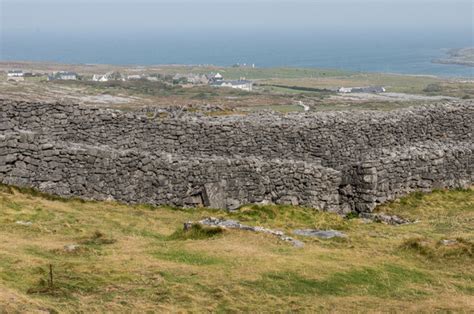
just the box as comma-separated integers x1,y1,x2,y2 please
0,185,472,312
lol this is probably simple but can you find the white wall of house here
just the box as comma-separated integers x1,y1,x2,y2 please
338,87,352,93
7,71,24,78
92,74,108,82
59,75,77,80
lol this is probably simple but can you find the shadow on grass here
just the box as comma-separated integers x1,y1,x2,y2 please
167,224,224,241
152,249,224,266
243,264,431,299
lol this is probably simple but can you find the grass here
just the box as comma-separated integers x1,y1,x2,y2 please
152,249,225,266
0,185,472,312
244,264,431,298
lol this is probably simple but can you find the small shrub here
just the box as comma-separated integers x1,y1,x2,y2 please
400,238,433,257
423,83,442,93
0,184,14,194
436,238,473,258
400,237,473,259
345,211,359,220
168,224,224,240
80,231,117,245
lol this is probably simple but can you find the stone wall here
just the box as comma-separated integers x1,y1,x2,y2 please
0,99,472,213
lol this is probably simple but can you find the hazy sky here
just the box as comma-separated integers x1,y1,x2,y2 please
2,0,473,34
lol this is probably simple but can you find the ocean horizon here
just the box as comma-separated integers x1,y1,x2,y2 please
1,29,473,78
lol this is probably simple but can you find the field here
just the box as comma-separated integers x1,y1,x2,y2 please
1,61,472,113
0,185,472,312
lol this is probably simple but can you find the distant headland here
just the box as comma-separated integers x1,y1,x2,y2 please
432,47,474,67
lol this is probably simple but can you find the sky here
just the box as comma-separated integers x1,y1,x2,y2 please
1,0,473,34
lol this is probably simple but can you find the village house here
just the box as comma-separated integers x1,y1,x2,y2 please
337,87,353,93
173,73,210,85
48,71,78,81
7,70,25,82
7,70,24,78
210,79,253,92
127,74,142,80
92,72,124,82
92,74,108,82
206,72,223,83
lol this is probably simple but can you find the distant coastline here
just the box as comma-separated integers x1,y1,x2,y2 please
432,48,474,67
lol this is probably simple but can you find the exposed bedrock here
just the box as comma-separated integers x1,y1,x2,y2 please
0,99,472,213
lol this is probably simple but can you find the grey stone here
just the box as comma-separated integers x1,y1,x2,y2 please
440,239,458,246
226,198,241,211
202,181,227,209
15,220,32,226
64,244,81,253
360,212,411,225
293,229,346,239
195,217,304,247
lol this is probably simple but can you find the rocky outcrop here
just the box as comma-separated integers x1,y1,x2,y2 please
0,99,472,213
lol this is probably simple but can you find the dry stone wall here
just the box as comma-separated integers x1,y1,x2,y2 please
0,99,472,213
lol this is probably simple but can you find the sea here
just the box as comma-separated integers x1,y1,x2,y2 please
1,29,473,78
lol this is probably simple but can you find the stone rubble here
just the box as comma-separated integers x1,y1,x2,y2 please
187,217,305,247
63,244,81,253
360,212,412,225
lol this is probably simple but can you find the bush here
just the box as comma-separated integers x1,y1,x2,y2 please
423,83,442,93
168,223,224,240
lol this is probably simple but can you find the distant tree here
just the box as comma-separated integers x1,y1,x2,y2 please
423,83,442,93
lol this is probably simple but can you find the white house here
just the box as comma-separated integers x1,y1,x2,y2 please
59,72,77,80
92,74,108,82
7,70,24,78
127,74,142,80
92,72,124,82
206,72,224,82
337,87,353,93
210,80,253,92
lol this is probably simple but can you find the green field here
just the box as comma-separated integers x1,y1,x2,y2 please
0,185,472,312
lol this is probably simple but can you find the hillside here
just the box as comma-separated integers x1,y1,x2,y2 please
0,185,472,312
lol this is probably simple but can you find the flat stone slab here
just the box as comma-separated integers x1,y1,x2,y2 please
293,229,346,239
360,213,411,225
186,217,304,247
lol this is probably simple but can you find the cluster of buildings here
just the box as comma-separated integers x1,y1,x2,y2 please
173,72,253,91
6,70,78,81
6,69,254,92
92,72,153,82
